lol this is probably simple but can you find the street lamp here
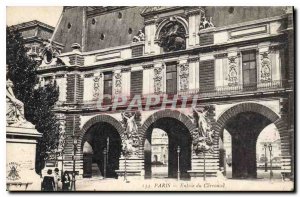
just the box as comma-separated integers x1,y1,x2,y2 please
103,148,107,179
268,143,273,180
71,135,79,191
263,143,268,172
177,146,180,181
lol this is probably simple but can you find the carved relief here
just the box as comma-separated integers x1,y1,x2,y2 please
93,75,100,100
158,20,186,52
153,67,163,94
189,106,215,155
121,112,140,156
114,73,122,95
227,56,239,86
260,51,272,83
179,64,189,91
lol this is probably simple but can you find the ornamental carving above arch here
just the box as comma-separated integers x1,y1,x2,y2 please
157,19,187,52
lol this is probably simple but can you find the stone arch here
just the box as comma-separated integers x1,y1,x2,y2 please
140,109,196,145
215,102,290,178
154,16,189,41
215,102,284,138
79,114,125,150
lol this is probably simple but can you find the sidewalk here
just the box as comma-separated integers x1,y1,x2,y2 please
76,177,294,191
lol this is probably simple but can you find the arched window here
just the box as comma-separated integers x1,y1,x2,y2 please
158,21,186,52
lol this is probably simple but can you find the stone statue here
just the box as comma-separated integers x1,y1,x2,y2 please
191,106,215,154
6,79,27,126
133,30,145,42
199,16,214,30
121,112,140,156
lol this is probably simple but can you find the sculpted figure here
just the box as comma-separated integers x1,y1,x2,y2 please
191,106,215,154
6,79,26,125
122,112,138,138
133,30,145,42
121,112,140,156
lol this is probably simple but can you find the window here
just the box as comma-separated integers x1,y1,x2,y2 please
130,71,143,98
166,62,177,95
103,72,112,103
242,50,257,90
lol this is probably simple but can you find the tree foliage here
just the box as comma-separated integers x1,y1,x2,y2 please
6,26,60,173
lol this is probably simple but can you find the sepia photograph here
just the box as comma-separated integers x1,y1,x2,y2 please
5,3,295,192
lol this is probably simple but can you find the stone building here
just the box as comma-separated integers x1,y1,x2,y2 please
37,6,294,180
9,20,54,58
151,129,168,164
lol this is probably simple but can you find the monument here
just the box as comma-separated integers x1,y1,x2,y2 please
6,78,42,191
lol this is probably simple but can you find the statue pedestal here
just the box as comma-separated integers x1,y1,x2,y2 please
6,125,42,191
115,156,144,181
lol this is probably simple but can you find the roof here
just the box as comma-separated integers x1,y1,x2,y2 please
51,6,287,53
9,20,54,42
10,20,54,31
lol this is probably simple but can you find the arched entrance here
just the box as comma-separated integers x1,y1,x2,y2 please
216,102,284,179
141,110,195,180
80,115,124,178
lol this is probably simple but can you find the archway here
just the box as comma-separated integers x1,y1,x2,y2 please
141,110,195,180
256,124,282,179
216,102,284,179
80,115,124,178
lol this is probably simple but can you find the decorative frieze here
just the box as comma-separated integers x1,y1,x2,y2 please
260,51,272,83
114,72,122,95
227,56,239,86
179,64,189,91
153,67,163,94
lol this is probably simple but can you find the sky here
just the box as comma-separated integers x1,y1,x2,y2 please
6,6,63,27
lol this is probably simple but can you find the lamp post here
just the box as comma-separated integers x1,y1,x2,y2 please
268,143,273,180
203,151,206,181
71,135,79,191
177,146,180,181
263,143,268,172
103,148,107,179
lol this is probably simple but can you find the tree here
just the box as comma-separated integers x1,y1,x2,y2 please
6,26,60,173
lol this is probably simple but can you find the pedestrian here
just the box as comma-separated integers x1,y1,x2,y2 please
41,169,56,191
62,171,71,191
54,168,61,191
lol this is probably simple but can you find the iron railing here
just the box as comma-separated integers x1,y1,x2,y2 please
55,80,288,109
